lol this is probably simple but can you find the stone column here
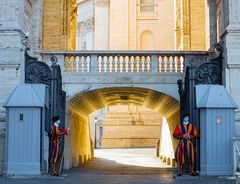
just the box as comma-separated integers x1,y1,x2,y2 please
220,0,240,136
94,0,109,50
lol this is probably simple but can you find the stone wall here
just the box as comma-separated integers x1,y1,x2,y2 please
101,105,162,148
65,108,93,169
42,0,77,50
218,0,240,137
175,0,207,50
0,0,43,175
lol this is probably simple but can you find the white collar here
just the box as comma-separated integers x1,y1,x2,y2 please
54,122,59,127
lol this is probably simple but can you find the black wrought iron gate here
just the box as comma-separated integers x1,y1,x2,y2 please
177,46,223,172
25,50,66,173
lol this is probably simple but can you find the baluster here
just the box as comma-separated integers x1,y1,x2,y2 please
177,56,181,73
119,56,123,73
86,56,90,72
114,56,118,72
97,56,101,72
70,56,74,73
172,56,176,73
133,56,136,72
79,56,83,72
158,56,161,73
147,56,151,72
117,56,120,72
169,56,173,73
65,56,69,72
161,56,165,72
136,56,140,73
125,56,129,73
166,56,170,72
122,56,126,73
130,56,134,72
82,56,86,72
76,56,79,72
104,56,107,73
109,56,113,72
141,56,145,72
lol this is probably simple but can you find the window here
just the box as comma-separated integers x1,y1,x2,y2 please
140,0,155,13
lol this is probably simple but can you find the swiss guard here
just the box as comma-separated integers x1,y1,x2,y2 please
49,116,70,176
173,113,199,176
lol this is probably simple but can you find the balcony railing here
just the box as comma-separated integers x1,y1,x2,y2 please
40,51,208,74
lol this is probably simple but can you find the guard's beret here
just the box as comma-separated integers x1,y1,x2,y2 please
52,116,60,122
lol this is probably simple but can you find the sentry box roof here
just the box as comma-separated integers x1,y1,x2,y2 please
196,85,238,109
3,84,48,107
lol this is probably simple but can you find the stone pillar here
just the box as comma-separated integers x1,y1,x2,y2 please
0,0,27,116
220,0,240,136
205,0,217,51
94,0,109,50
42,0,68,50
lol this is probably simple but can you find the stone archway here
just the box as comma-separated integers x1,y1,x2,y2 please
63,87,180,169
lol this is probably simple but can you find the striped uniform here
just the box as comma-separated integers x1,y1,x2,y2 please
173,123,199,165
49,125,68,163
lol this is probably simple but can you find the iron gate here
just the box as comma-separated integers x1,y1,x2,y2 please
177,45,223,172
25,49,66,173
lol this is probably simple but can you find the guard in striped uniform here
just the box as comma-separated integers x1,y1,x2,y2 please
49,116,69,176
173,113,199,176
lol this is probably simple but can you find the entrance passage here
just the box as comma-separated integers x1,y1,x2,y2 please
94,148,172,168
65,87,180,170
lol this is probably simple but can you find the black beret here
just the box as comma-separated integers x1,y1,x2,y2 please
52,116,60,122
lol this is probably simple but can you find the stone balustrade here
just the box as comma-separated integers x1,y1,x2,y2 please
41,50,208,75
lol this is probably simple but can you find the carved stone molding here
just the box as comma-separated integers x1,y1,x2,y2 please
79,17,94,33
84,17,94,32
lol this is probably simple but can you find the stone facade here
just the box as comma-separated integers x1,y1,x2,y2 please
175,0,207,50
100,105,162,148
42,0,77,50
218,0,240,135
0,0,240,176
0,0,42,175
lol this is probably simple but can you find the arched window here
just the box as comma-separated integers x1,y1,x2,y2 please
140,30,155,50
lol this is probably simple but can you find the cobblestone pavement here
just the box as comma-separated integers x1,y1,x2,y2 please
0,149,236,184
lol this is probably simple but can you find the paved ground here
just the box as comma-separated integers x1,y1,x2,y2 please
0,148,236,184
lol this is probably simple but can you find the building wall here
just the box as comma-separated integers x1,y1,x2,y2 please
218,0,240,137
190,0,206,51
65,109,93,169
175,0,207,51
76,0,94,50
101,105,162,148
94,0,109,50
109,0,129,50
77,0,175,50
0,0,38,174
42,0,77,50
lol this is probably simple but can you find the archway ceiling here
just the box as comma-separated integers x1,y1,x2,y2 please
68,87,179,118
